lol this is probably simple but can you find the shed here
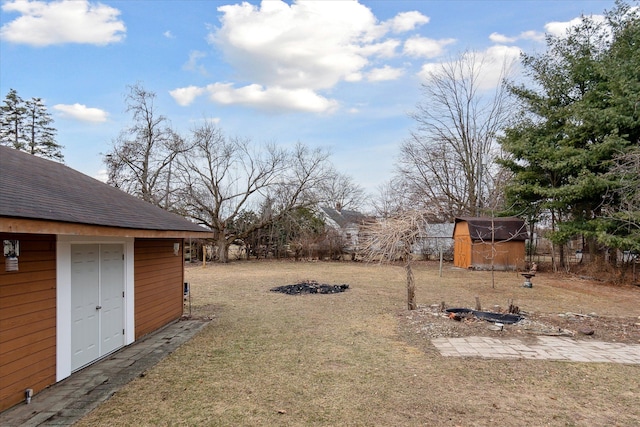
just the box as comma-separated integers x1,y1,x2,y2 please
453,217,527,270
0,146,211,411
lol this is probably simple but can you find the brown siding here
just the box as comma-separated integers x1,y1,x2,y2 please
0,233,56,412
454,220,526,271
471,241,526,271
134,239,184,339
453,222,472,269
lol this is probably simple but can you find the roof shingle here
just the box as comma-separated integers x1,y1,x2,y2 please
0,146,209,234
454,217,527,241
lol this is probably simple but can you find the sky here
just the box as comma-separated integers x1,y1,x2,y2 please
0,0,620,195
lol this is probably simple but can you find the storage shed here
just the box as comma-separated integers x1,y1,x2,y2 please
453,217,527,270
0,146,211,411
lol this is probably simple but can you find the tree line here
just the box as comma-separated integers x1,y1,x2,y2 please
389,1,639,270
3,1,637,270
104,84,365,262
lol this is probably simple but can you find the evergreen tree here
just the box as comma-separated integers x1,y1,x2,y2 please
0,89,63,161
499,1,640,265
0,89,27,150
24,97,62,161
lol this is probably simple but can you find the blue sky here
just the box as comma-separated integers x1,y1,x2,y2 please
0,0,618,194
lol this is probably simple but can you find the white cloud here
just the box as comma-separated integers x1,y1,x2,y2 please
489,32,516,44
183,50,208,75
367,65,404,82
53,103,108,122
163,30,174,39
403,36,455,58
418,45,522,91
210,0,378,90
490,30,544,44
384,11,429,33
205,83,339,114
94,169,108,183
197,0,426,113
545,14,606,37
0,0,125,46
169,86,206,106
519,30,545,42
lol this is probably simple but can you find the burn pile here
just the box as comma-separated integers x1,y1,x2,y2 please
270,280,349,295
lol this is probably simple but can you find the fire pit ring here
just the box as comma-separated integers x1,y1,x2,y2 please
270,280,349,295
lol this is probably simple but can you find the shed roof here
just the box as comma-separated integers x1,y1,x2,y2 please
454,217,527,241
0,146,210,235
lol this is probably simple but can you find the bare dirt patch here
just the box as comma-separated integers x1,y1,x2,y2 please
403,304,640,344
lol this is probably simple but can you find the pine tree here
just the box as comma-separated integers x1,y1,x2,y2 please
24,97,62,161
499,2,640,265
0,88,27,150
0,89,63,161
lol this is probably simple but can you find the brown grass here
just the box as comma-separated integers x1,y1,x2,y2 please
76,260,640,426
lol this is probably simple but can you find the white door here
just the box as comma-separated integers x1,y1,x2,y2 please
71,244,124,371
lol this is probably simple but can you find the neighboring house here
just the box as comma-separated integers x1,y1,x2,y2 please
318,204,370,254
453,217,527,270
0,146,211,411
412,223,455,260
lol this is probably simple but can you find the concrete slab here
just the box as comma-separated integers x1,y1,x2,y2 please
0,319,209,427
432,336,640,364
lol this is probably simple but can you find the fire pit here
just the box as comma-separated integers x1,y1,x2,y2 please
270,280,349,295
445,308,523,324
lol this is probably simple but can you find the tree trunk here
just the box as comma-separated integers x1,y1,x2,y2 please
406,261,417,310
216,233,230,263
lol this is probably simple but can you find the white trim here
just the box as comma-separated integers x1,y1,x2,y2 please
56,235,135,381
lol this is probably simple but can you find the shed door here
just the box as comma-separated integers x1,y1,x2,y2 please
71,244,124,371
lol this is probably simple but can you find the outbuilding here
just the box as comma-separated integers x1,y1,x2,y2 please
0,146,211,411
452,217,527,270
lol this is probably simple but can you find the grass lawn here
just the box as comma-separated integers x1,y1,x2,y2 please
76,261,640,426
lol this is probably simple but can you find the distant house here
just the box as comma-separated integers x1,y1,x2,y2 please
0,146,211,411
412,222,455,260
453,217,527,270
318,204,371,254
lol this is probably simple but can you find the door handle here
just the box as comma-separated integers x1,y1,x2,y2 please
96,305,102,310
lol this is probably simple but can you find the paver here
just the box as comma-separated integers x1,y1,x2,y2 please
432,336,640,364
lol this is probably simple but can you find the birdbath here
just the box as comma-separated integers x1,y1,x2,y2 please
521,273,534,288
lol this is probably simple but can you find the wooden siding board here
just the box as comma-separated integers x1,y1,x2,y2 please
0,278,56,297
0,295,57,320
134,239,184,340
0,324,55,352
0,234,57,412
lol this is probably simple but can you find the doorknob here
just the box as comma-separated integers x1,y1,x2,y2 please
96,305,102,310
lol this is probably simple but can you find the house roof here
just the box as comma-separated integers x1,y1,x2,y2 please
0,146,210,236
319,206,370,229
454,217,528,241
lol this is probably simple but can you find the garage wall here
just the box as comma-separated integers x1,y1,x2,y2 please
0,234,57,412
134,238,184,339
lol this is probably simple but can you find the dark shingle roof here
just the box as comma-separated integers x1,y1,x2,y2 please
319,206,369,228
454,217,527,241
0,146,209,233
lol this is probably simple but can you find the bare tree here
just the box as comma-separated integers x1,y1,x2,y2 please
318,171,366,211
359,209,432,310
176,120,335,262
396,50,514,220
104,83,186,209
372,179,410,219
601,147,640,253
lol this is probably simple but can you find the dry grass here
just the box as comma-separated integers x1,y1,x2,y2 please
76,261,640,426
